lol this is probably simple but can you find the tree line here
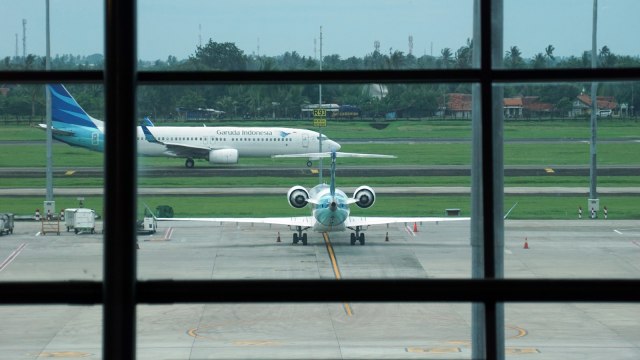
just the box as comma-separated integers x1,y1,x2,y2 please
1,39,638,121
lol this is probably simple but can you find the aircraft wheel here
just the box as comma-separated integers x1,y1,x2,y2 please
302,233,308,245
306,160,312,167
292,233,299,244
350,233,356,246
185,158,195,168
359,233,365,245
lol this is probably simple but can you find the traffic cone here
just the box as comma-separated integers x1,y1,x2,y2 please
277,232,281,242
413,222,418,232
523,237,529,249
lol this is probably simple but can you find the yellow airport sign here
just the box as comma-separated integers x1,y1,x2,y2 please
313,118,327,127
312,109,327,117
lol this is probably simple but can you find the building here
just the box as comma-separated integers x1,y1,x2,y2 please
571,94,618,117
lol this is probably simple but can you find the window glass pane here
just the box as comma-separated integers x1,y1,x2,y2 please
137,0,475,70
0,305,102,357
138,303,472,359
505,304,640,357
0,0,104,71
501,82,640,278
0,83,104,281
136,84,473,280
502,1,640,69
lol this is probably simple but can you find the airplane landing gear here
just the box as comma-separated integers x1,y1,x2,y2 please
306,160,313,167
185,158,195,168
292,226,308,245
349,226,365,245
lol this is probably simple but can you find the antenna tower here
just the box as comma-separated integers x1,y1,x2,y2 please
22,19,27,59
198,24,202,47
374,40,380,53
408,35,414,55
15,34,18,58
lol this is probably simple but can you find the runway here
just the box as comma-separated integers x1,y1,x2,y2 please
1,219,639,359
1,164,639,178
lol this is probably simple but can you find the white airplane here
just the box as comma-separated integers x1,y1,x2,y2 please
39,84,340,168
158,151,470,246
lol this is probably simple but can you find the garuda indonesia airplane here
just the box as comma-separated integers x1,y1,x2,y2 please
159,151,470,245
38,84,340,168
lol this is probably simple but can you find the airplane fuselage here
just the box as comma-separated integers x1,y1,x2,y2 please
51,121,333,160
309,184,350,232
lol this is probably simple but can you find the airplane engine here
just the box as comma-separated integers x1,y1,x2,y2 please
353,186,375,208
287,186,309,208
208,149,238,164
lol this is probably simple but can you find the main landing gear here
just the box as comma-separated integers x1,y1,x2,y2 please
306,160,313,167
292,226,308,245
349,226,365,246
185,158,195,168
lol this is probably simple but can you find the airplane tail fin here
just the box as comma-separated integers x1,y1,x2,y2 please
48,84,99,129
141,125,162,144
142,116,155,127
330,151,337,197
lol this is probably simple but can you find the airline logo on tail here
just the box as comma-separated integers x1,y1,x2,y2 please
48,84,98,129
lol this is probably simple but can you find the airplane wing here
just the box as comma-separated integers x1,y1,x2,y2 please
345,216,469,228
141,124,221,159
157,216,315,228
159,142,213,158
36,124,76,136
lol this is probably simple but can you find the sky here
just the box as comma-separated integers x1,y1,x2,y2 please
1,0,639,62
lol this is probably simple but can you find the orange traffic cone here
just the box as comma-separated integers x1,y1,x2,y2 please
523,237,529,249
277,232,281,242
413,222,418,232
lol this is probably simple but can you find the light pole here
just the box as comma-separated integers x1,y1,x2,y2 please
589,0,599,215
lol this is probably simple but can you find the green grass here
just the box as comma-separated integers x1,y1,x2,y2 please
1,141,640,168
2,175,640,189
4,194,638,220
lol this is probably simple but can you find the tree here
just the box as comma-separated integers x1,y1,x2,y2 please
532,53,546,69
505,46,524,68
440,48,453,69
189,39,247,70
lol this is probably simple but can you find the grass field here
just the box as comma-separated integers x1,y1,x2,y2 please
3,194,638,220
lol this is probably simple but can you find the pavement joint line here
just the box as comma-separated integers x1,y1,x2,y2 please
0,243,27,272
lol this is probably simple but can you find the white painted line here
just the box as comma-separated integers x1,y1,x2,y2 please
614,230,623,235
404,226,416,237
0,243,27,272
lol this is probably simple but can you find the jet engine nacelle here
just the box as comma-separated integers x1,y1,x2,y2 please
287,186,309,208
208,149,239,164
353,186,375,208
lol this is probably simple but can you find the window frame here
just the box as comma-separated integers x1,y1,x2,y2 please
1,1,640,360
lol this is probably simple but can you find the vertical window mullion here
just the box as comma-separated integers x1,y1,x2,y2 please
104,0,137,359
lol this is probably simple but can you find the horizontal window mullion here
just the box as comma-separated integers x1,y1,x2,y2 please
0,70,102,83
1,280,639,304
138,69,482,84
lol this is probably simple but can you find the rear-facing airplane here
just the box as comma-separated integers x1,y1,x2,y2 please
158,151,470,245
38,84,340,168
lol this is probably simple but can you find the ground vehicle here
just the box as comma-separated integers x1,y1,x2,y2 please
64,208,96,234
137,216,157,234
0,213,14,236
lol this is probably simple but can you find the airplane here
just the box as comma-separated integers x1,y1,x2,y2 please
157,151,470,246
38,84,341,168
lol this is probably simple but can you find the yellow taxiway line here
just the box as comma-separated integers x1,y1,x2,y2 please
323,232,353,317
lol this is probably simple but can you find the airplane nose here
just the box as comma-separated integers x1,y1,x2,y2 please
327,140,341,151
